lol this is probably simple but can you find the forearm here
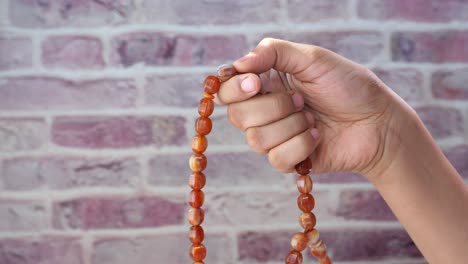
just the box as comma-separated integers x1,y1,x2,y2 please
371,106,468,263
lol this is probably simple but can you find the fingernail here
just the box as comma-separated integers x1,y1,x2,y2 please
304,112,314,125
310,128,320,140
291,93,304,110
241,76,256,93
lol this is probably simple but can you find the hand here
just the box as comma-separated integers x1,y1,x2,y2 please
217,38,410,180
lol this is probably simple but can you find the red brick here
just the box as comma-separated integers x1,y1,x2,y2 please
373,68,425,102
287,0,349,22
238,230,295,261
53,196,185,229
321,229,422,260
444,145,468,179
392,31,468,63
0,77,137,111
432,68,468,100
0,199,46,231
139,0,281,24
91,233,233,264
111,32,248,67
1,157,140,190
0,35,32,70
358,0,468,22
0,237,84,264
262,31,384,63
9,0,134,28
415,106,464,139
0,118,47,152
42,36,104,69
335,190,397,221
52,115,186,149
148,152,287,188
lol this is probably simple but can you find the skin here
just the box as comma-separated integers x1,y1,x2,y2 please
216,38,468,263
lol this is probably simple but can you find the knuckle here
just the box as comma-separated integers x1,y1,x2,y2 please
260,37,278,48
227,105,242,129
245,127,267,154
273,93,292,115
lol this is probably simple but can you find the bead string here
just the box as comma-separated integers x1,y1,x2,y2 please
188,64,332,264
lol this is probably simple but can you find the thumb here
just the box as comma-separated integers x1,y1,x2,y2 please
233,38,322,78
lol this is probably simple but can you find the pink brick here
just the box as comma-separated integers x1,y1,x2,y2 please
335,190,397,221
0,237,84,264
52,115,186,149
140,0,281,24
53,196,185,229
1,157,140,190
0,199,46,231
92,233,233,264
204,190,332,227
0,35,32,70
0,118,47,152
9,0,133,28
432,68,468,100
415,106,464,139
392,31,468,63
444,145,468,179
238,230,292,262
373,68,425,102
288,0,349,22
111,32,248,67
263,31,384,63
42,36,104,69
0,77,137,111
358,0,468,22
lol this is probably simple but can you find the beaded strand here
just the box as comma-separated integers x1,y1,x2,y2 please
188,65,332,264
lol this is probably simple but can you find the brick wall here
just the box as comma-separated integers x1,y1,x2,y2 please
1,1,467,263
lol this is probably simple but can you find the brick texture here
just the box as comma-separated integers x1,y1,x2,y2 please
1,1,467,263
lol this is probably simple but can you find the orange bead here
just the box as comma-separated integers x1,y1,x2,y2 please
192,135,208,153
305,228,320,247
285,250,303,264
217,64,237,82
297,193,315,212
299,212,316,231
189,154,207,172
189,172,206,190
291,232,308,252
189,190,205,208
203,93,215,99
295,158,312,175
203,75,221,94
189,226,204,244
187,208,204,226
193,262,204,264
195,117,212,136
198,98,214,117
297,175,313,194
309,239,327,259
319,256,332,264
190,243,206,261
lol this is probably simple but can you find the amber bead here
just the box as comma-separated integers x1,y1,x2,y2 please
189,190,205,208
285,250,303,264
291,232,308,252
189,154,207,172
203,75,221,94
192,135,208,154
319,256,332,264
297,193,315,212
217,64,237,82
195,117,212,136
295,158,312,175
297,175,313,194
299,212,316,231
190,243,206,261
309,239,327,259
305,228,320,247
203,93,215,100
189,172,206,190
198,98,214,117
187,208,205,226
189,226,205,244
